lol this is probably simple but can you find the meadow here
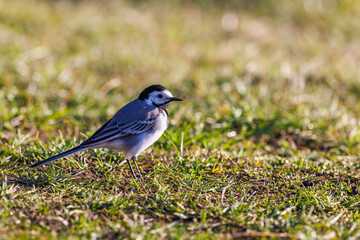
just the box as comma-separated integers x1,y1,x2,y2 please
1,0,360,239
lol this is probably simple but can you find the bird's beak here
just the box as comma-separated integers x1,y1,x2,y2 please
169,97,183,102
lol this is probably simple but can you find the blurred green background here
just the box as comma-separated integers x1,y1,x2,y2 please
1,0,360,143
1,0,360,239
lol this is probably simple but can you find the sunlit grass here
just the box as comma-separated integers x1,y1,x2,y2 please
1,0,360,239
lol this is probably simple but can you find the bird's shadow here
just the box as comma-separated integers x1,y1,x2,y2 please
2,172,53,188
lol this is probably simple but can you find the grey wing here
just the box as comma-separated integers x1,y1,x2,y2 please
80,104,157,147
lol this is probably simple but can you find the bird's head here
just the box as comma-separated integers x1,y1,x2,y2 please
139,84,182,108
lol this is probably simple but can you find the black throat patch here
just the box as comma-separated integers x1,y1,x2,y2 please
138,84,166,100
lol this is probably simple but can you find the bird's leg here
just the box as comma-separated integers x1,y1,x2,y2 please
133,156,144,182
126,159,137,180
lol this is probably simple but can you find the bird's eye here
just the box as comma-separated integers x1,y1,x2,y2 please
158,94,163,98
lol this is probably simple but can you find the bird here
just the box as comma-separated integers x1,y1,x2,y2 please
30,84,182,180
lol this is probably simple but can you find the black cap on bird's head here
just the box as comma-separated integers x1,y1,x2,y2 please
138,85,167,100
139,84,182,107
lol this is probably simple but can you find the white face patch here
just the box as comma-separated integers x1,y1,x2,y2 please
163,89,173,97
146,90,174,106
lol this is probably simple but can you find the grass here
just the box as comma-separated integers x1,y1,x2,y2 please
1,0,360,239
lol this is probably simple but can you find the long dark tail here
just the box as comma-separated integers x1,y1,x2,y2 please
30,145,88,168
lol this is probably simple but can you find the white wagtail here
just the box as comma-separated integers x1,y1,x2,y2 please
30,84,182,180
